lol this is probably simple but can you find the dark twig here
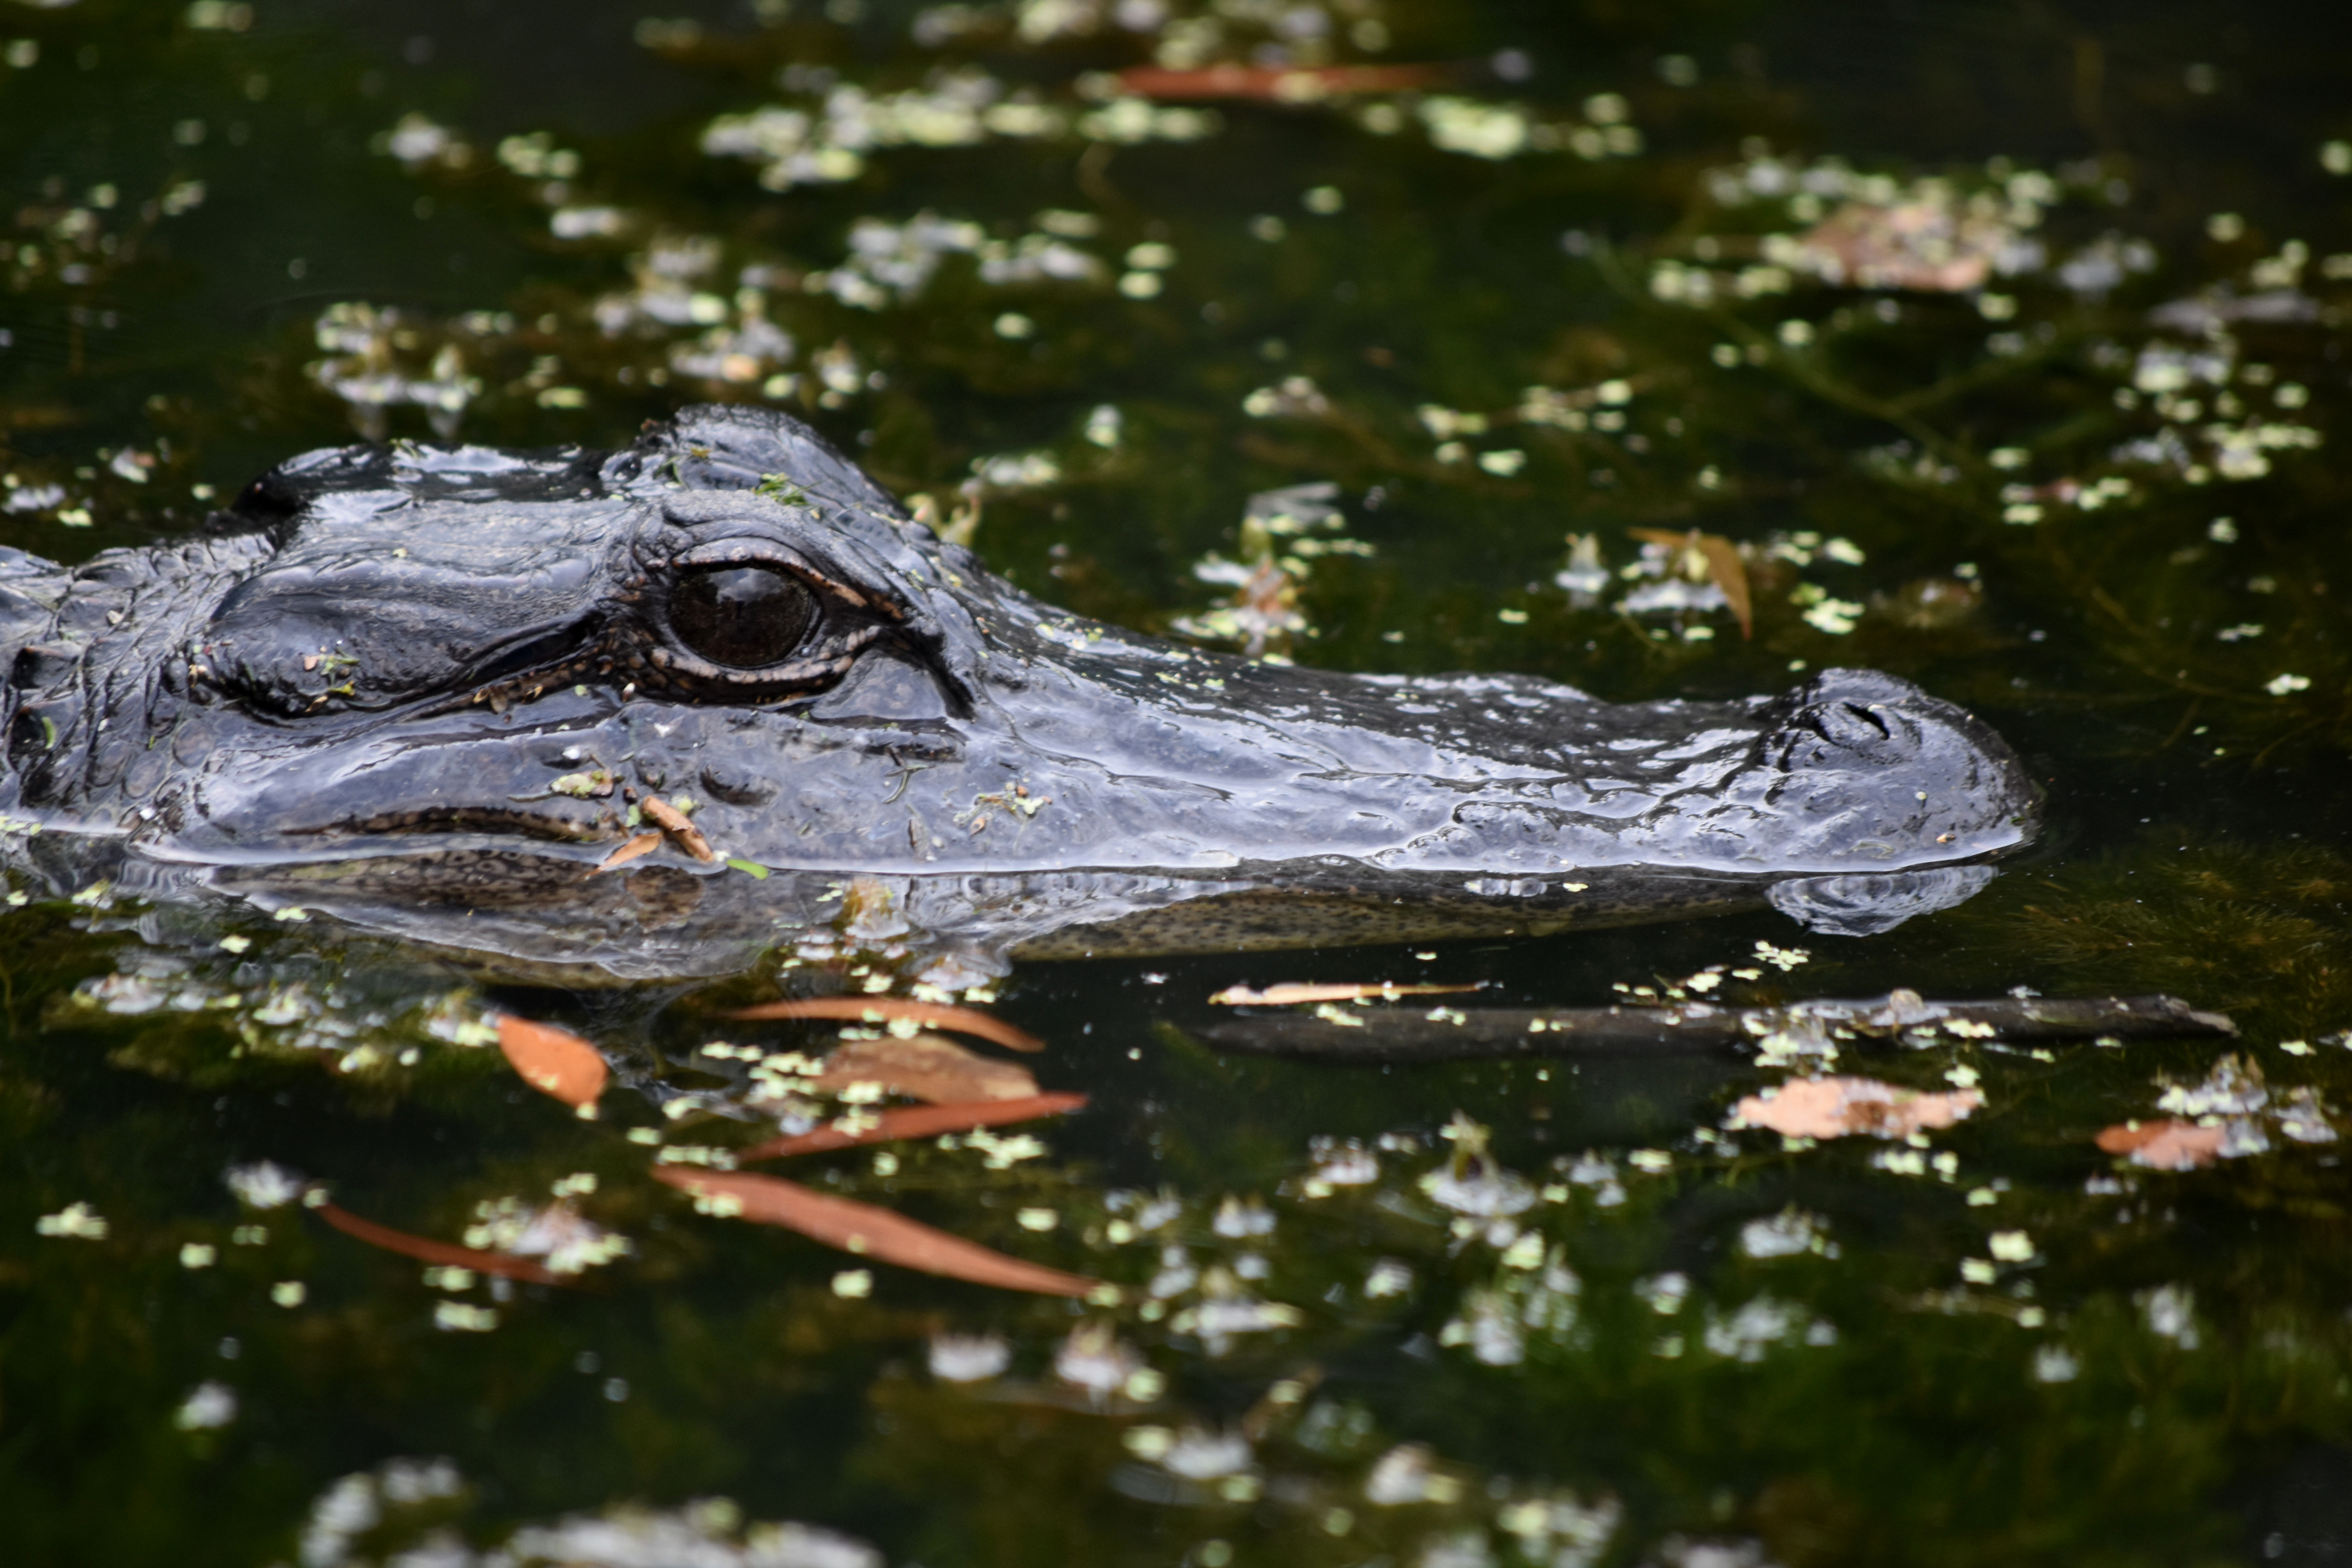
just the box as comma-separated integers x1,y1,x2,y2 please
1193,991,2234,1064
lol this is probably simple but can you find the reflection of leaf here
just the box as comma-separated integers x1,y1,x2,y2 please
593,832,663,873
738,1092,1088,1163
728,996,1045,1054
1731,1076,1981,1139
652,1168,1100,1298
2095,1120,2225,1170
313,1201,559,1285
495,1016,608,1110
1629,527,1752,638
814,1034,1038,1104
1210,981,1482,1006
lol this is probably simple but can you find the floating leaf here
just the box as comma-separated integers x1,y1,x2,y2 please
651,1168,1100,1298
728,996,1044,1054
312,1201,558,1285
495,1015,608,1109
593,832,663,873
639,795,716,862
1730,1076,1982,1139
1629,527,1752,638
2095,1119,2226,1170
1209,980,1483,1006
738,1092,1088,1163
813,1034,1038,1105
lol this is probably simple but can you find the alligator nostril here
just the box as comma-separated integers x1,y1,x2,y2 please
1799,699,1908,756
1841,702,1893,740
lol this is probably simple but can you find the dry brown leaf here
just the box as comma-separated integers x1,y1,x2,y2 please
728,996,1045,1054
1630,528,1752,639
495,1015,608,1110
2095,1119,2226,1171
738,1092,1088,1163
812,1034,1038,1105
1730,1076,1982,1139
593,832,665,873
639,795,717,862
652,1167,1101,1298
313,1201,559,1285
1209,981,1483,1006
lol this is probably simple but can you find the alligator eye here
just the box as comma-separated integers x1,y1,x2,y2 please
668,565,818,668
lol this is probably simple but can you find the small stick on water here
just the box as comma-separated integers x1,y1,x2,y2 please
313,1201,561,1285
1194,991,2235,1063
727,996,1045,1054
737,1092,1088,1163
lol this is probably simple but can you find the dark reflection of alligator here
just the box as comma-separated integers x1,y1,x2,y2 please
0,407,2038,981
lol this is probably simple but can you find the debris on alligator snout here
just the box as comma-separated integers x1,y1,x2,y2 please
637,795,717,862
1193,992,2234,1063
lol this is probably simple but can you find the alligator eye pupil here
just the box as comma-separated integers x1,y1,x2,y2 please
670,566,816,668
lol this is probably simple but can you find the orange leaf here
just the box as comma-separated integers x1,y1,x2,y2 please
312,1201,559,1285
639,795,717,862
739,1092,1088,1163
594,832,665,873
1209,981,1483,1006
495,1015,608,1110
727,996,1045,1054
2095,1119,2225,1170
652,1167,1100,1298
739,1093,1086,1162
1629,527,1752,639
811,1034,1038,1105
1730,1076,1982,1140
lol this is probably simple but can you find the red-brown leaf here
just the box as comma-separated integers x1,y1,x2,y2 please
2095,1119,2225,1170
738,1092,1088,1163
312,1201,559,1285
652,1167,1100,1298
727,996,1045,1053
811,1034,1038,1104
495,1015,608,1109
1730,1076,1982,1139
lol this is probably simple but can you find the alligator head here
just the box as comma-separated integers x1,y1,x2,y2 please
0,406,2040,979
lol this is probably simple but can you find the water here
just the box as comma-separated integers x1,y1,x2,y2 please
4,1,2350,1563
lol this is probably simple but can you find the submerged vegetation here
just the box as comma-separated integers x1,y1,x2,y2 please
4,0,2352,1564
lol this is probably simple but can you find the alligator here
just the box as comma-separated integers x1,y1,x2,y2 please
0,406,2040,981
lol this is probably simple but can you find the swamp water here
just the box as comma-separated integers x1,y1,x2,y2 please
3,1,2351,1563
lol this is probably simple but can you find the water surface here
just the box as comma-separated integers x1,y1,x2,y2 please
4,2,2350,1564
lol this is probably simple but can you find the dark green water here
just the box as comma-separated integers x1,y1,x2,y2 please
5,1,2351,1563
